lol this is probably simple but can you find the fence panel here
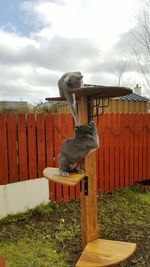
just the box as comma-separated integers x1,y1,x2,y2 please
0,113,8,184
18,114,28,181
36,113,46,177
27,113,37,179
45,114,55,201
7,113,18,183
0,112,150,202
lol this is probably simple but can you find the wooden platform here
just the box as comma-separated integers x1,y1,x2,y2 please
46,85,133,102
43,167,85,186
75,239,137,267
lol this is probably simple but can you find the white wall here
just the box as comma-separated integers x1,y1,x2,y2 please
0,178,50,218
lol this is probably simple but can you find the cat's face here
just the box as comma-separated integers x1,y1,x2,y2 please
65,74,83,88
74,124,93,137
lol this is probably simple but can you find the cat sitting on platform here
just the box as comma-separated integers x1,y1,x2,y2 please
58,121,99,176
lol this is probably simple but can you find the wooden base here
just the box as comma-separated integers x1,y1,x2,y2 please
76,239,137,267
43,167,85,186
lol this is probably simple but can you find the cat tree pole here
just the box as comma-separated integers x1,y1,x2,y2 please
44,85,137,267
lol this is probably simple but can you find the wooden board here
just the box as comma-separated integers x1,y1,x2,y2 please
76,239,137,267
46,85,133,101
43,167,85,186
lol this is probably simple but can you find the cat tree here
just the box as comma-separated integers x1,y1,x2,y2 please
43,85,137,266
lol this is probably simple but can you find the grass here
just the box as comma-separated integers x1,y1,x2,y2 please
0,186,150,267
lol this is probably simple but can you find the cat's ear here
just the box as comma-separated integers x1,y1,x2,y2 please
77,75,83,80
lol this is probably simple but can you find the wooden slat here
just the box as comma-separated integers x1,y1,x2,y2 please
109,113,115,191
53,113,62,202
114,113,120,189
120,113,125,188
146,114,150,179
45,113,55,201
103,113,110,192
7,113,18,183
27,114,37,179
143,114,150,180
36,113,46,177
45,114,54,167
94,117,100,193
60,113,69,202
0,114,8,185
129,114,134,184
67,113,75,200
134,113,139,181
98,115,104,193
17,114,28,181
139,114,143,180
124,114,130,187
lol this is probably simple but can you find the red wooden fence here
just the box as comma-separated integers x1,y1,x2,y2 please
0,112,150,202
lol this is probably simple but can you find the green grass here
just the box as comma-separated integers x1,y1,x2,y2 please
0,239,68,267
0,187,150,267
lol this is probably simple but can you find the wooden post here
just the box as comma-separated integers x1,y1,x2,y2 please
78,97,98,250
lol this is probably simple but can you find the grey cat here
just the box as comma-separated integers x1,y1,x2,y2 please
58,71,84,126
58,121,99,176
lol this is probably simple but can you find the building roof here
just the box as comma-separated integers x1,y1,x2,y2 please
117,92,149,102
83,84,149,102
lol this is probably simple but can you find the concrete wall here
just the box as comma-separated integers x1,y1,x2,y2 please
0,178,49,218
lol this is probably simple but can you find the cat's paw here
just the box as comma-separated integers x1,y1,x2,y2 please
72,169,84,174
61,170,69,177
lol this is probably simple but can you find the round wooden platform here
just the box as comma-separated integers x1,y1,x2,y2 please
76,239,137,267
43,167,85,186
46,85,133,101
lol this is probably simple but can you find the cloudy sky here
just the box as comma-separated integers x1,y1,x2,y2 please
0,0,146,103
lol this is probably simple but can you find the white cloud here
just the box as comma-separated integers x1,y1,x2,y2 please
0,0,148,102
21,0,137,44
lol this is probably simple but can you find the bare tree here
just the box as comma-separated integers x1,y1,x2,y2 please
131,0,150,95
113,58,129,86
